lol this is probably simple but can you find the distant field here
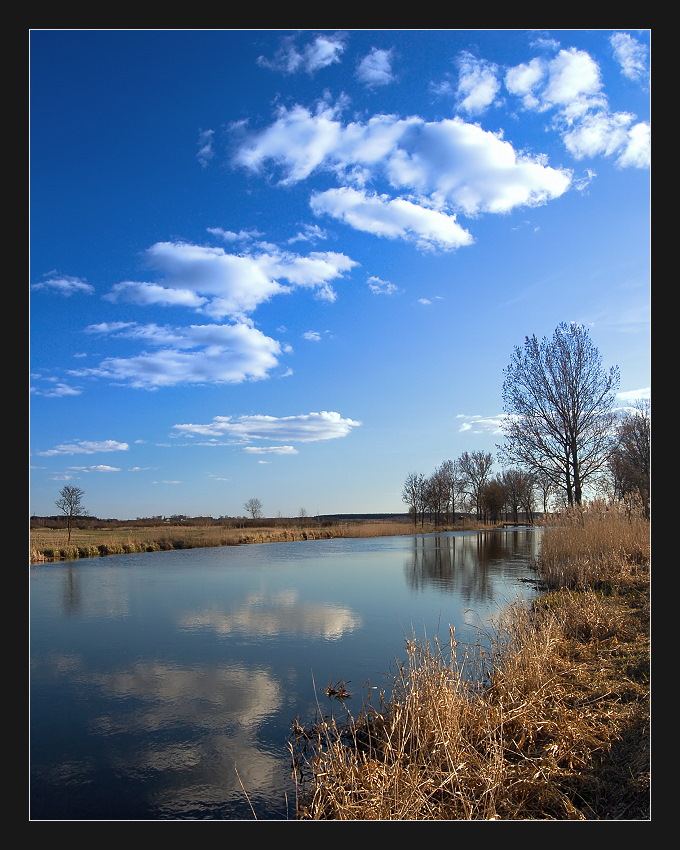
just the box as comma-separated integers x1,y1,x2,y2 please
30,520,481,564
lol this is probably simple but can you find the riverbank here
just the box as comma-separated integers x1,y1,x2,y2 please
290,504,650,820
29,519,490,564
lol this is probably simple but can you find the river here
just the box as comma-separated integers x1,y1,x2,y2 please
30,527,541,820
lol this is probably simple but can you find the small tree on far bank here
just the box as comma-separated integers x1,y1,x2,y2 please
244,498,263,520
55,485,87,543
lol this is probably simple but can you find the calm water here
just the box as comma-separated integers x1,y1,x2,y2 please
30,528,541,820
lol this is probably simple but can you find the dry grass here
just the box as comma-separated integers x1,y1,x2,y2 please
29,519,484,564
290,503,650,820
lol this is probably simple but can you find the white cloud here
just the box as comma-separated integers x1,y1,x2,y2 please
505,45,650,169
197,129,214,167
562,112,650,168
367,276,398,295
455,52,500,115
68,465,121,472
242,446,299,455
257,33,346,75
456,414,506,434
232,105,572,216
102,241,358,322
104,281,208,309
36,440,130,456
356,48,395,88
31,274,95,296
75,322,283,388
617,387,651,402
172,411,362,442
31,381,83,398
302,331,322,341
311,187,474,250
610,32,649,85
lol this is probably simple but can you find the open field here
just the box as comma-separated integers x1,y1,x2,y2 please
29,518,489,564
291,503,650,820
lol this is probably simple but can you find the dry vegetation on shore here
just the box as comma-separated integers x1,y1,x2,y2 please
29,519,487,564
290,503,650,820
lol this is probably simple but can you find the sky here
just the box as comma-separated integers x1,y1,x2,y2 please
29,29,651,520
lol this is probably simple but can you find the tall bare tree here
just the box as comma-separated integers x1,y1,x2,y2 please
55,485,87,543
458,450,493,520
499,323,620,506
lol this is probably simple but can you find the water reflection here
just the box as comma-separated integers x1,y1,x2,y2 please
31,530,540,820
179,590,361,640
405,530,539,601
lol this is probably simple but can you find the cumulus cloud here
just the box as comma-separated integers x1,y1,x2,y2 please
455,52,500,115
562,112,650,168
505,45,650,169
172,411,362,443
257,32,346,75
356,48,395,88
75,322,283,388
101,241,358,322
31,274,94,296
311,187,474,251
36,439,130,456
233,104,572,217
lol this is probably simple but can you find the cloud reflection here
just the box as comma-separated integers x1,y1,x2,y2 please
179,589,361,640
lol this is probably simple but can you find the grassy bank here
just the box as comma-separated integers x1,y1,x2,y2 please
290,503,650,820
29,519,488,564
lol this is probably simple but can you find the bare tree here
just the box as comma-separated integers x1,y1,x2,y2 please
609,399,650,518
402,472,426,527
458,450,493,520
499,323,620,506
55,485,87,543
243,498,263,520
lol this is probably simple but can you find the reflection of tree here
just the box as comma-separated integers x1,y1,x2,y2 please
404,530,538,603
62,566,81,616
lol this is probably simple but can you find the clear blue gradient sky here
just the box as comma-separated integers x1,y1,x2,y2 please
30,29,650,520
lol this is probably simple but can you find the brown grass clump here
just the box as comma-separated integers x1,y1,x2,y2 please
290,504,650,820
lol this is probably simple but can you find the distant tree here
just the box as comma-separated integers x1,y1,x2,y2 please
609,399,650,518
439,458,465,524
55,485,87,543
244,498,263,520
458,450,494,520
402,472,426,527
298,507,308,519
500,323,620,506
479,478,506,523
500,468,535,524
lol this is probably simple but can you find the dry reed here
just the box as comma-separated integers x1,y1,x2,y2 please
291,503,650,820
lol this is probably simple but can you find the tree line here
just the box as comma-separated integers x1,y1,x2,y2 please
403,323,650,525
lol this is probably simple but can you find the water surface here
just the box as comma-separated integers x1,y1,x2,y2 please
30,528,540,820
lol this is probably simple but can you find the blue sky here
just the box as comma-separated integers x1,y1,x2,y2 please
30,29,650,520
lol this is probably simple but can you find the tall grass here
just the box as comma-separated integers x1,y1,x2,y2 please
538,500,650,589
291,502,650,820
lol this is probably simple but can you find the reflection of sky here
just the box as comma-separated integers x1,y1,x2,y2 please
30,532,540,819
33,651,292,817
179,589,361,641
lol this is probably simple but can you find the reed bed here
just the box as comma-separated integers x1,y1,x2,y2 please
290,503,650,820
